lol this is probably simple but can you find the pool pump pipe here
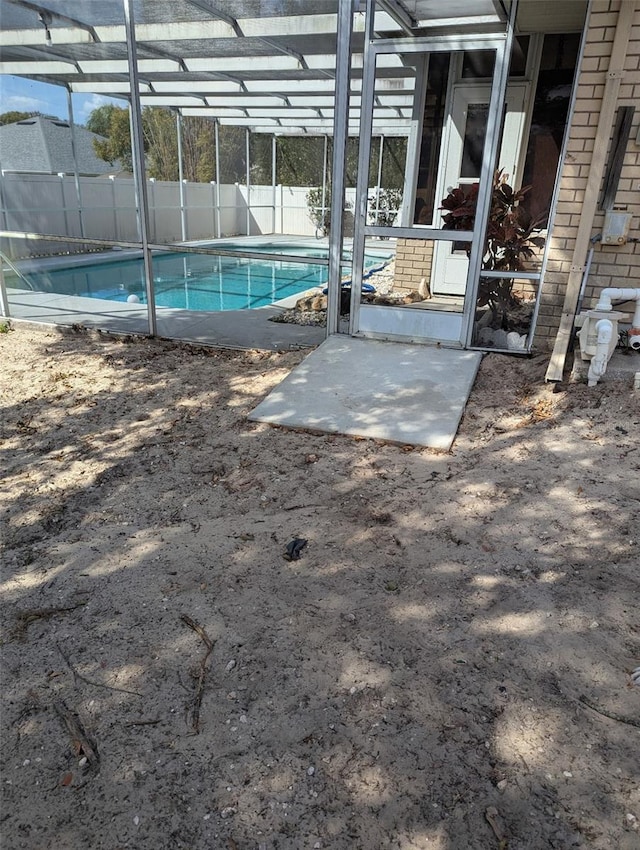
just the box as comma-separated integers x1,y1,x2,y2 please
576,286,640,386
594,288,640,350
587,319,614,387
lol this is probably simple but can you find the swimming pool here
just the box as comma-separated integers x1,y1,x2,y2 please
9,244,391,312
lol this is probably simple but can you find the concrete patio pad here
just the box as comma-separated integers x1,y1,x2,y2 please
249,336,483,450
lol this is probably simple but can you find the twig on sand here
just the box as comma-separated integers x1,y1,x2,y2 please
485,806,509,849
180,614,215,734
579,694,640,729
13,602,87,640
53,699,100,772
56,643,142,697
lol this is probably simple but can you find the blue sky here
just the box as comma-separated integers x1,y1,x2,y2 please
0,75,122,125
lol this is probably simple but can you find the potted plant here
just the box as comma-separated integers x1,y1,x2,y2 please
440,170,546,346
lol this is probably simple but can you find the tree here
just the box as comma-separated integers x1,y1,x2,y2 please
0,110,38,125
87,104,134,171
142,108,178,181
84,100,407,191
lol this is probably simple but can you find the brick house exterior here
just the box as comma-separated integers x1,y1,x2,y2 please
540,0,639,359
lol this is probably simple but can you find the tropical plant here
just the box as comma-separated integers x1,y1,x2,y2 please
440,170,545,328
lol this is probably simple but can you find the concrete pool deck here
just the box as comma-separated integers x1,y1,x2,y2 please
2,236,393,349
5,289,326,350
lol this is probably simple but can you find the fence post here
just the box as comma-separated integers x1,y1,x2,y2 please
58,173,69,238
149,178,157,242
280,184,284,234
110,176,118,241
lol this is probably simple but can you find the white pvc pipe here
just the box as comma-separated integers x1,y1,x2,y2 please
588,318,614,387
595,287,640,327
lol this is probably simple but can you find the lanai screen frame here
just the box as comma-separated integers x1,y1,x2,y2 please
0,0,531,344
350,2,516,348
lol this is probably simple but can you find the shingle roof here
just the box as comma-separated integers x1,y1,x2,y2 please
0,116,119,175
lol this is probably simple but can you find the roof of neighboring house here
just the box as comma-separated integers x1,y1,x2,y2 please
0,116,119,175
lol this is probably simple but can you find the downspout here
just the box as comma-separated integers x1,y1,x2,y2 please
545,0,636,381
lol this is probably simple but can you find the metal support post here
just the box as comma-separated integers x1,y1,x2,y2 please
461,0,519,348
375,134,384,226
66,87,84,238
214,120,221,237
0,259,10,318
176,111,187,241
272,134,277,234
123,0,157,335
349,0,377,334
246,128,251,236
326,0,354,335
321,135,328,236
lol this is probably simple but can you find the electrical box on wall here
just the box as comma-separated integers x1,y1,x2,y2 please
602,210,633,244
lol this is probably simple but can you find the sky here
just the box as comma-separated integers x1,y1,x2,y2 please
0,75,122,125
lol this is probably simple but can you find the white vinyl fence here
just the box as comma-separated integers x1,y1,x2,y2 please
0,173,363,258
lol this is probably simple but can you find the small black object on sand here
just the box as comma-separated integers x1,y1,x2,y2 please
283,538,308,561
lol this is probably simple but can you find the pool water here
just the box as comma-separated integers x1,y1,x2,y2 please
11,246,390,312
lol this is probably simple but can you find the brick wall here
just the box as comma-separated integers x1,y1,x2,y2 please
394,239,434,293
535,0,640,350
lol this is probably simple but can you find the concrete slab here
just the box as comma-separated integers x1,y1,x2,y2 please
571,349,640,385
6,290,325,351
248,336,482,450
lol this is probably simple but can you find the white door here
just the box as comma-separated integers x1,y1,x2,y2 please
431,83,528,296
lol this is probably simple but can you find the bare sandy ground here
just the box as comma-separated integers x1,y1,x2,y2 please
1,321,639,850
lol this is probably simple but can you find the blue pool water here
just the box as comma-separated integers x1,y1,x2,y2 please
12,244,391,312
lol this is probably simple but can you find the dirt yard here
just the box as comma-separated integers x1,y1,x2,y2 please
1,321,639,850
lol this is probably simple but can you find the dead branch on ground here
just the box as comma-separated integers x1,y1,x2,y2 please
12,602,87,641
579,694,640,729
180,614,215,734
56,643,142,697
53,699,100,772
